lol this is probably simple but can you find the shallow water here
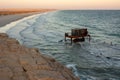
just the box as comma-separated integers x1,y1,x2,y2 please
5,10,120,80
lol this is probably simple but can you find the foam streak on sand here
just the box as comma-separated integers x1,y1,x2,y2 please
0,14,40,33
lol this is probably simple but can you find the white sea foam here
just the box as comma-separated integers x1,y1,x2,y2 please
2,10,120,80
0,14,41,33
66,64,79,77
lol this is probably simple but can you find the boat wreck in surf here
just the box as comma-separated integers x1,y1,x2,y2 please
65,28,91,44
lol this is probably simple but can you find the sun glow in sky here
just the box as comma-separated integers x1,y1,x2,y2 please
0,0,120,10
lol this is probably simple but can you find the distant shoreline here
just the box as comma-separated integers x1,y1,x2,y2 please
0,12,39,27
0,9,55,27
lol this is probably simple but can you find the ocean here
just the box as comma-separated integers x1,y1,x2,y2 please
2,10,120,80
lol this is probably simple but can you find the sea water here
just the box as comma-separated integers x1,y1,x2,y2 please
3,10,120,80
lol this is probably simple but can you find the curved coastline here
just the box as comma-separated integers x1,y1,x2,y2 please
0,11,80,79
0,13,41,33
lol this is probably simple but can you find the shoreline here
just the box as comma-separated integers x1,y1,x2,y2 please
0,10,55,33
0,12,44,27
0,10,80,80
0,13,41,33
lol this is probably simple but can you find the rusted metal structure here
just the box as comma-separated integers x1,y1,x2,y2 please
65,28,91,44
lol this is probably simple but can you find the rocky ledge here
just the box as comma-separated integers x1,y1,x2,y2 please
0,33,79,80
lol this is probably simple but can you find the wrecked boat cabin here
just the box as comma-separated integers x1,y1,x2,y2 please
65,28,91,44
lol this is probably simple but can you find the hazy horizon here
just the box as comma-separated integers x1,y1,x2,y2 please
0,0,120,10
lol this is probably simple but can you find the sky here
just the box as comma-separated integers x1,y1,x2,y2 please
0,0,120,10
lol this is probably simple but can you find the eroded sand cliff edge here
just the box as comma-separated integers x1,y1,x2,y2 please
0,33,79,80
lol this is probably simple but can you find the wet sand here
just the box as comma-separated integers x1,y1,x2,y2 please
0,12,41,27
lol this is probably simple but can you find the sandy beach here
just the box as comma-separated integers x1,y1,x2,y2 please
0,10,79,80
0,9,55,27
0,12,41,27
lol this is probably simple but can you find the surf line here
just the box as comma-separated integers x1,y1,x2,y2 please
0,14,41,33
